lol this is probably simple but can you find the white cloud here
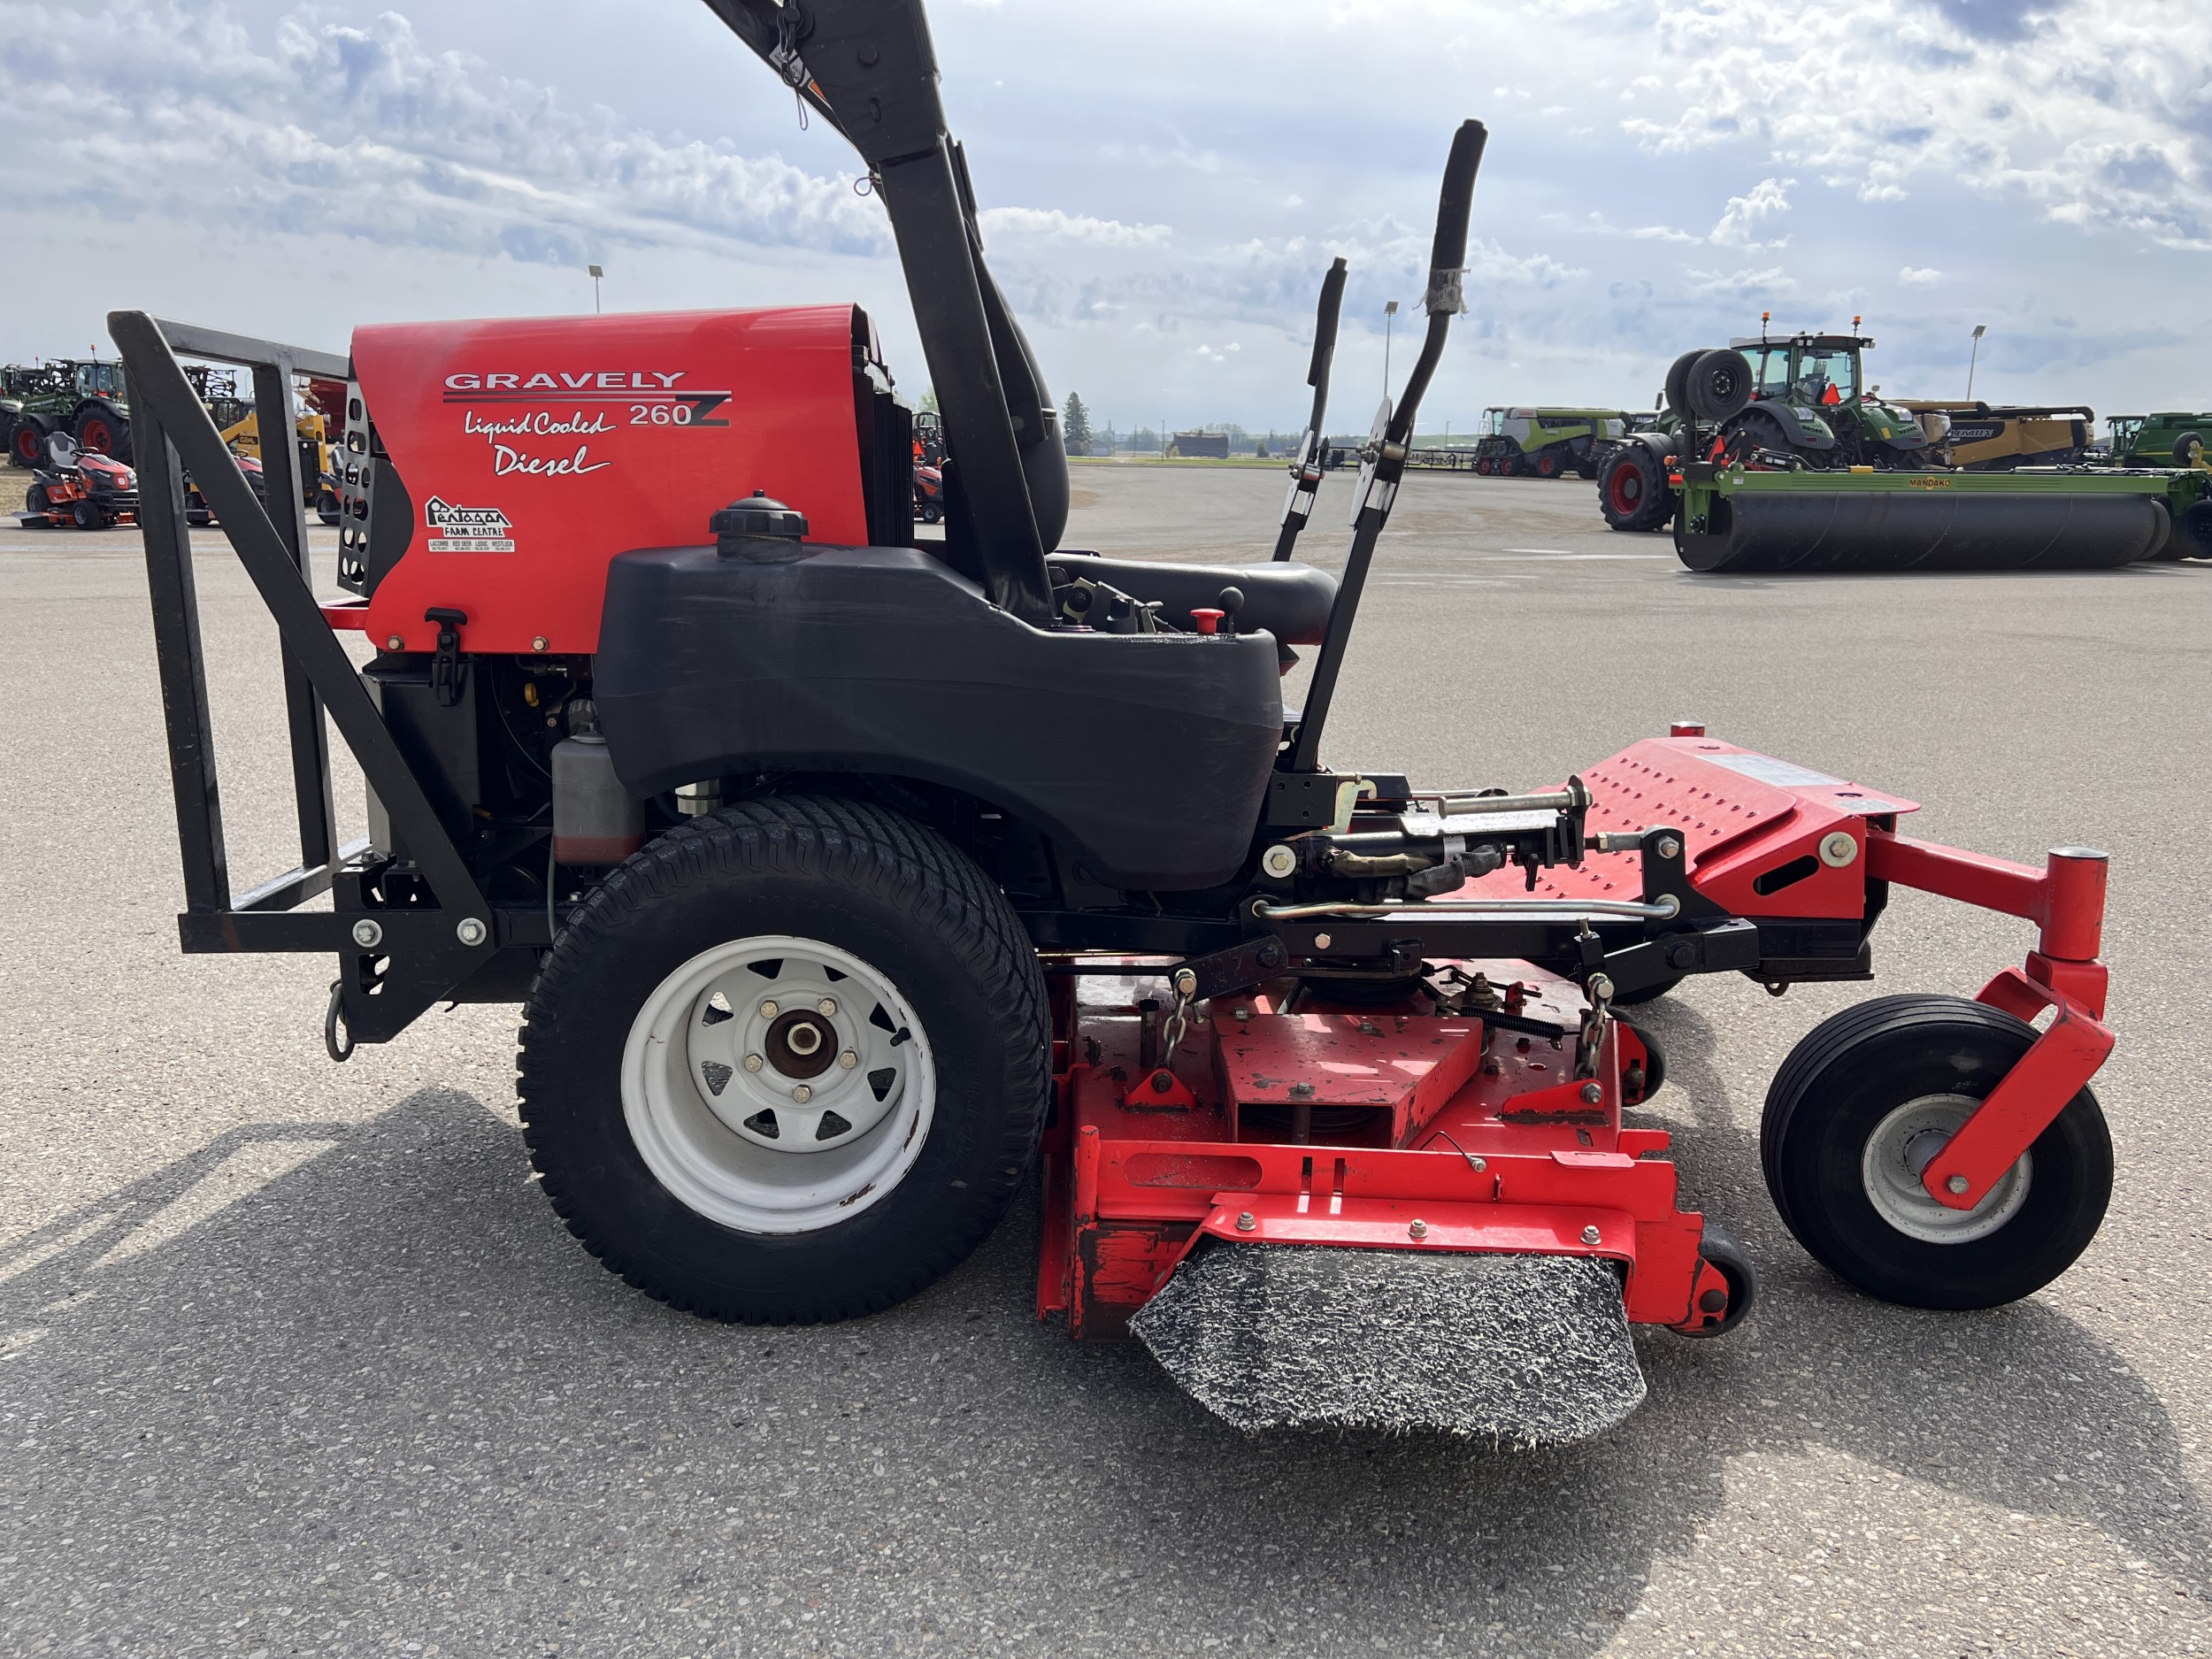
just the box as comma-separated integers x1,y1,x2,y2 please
1709,177,1795,249
1624,0,2212,247
1898,265,1946,286
978,207,1171,247
0,3,887,267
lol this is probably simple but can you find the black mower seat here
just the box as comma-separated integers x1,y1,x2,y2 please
1046,550,1337,644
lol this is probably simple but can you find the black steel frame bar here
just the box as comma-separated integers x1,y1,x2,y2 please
109,311,491,946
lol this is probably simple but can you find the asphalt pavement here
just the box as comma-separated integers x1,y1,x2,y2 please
2,463,2208,1657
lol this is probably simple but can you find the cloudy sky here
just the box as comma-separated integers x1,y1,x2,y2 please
4,0,2208,435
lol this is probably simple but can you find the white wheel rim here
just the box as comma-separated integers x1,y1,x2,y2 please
1860,1093,2032,1246
621,933,936,1235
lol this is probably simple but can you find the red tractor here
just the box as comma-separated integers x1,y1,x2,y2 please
111,0,2117,1442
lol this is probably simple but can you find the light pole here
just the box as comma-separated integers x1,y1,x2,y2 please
1966,323,1986,400
1383,299,1400,399
588,264,604,314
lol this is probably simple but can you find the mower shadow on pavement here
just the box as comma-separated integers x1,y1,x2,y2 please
2,1083,2203,1656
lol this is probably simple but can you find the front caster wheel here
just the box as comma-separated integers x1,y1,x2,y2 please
1762,995,2111,1310
518,795,1051,1324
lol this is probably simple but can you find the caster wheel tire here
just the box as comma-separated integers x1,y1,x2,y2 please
1611,972,1681,1007
519,795,1051,1324
1675,1218,1755,1338
1762,995,2111,1310
1619,1019,1665,1103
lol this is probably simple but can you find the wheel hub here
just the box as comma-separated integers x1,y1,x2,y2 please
620,933,935,1234
1861,1094,2032,1245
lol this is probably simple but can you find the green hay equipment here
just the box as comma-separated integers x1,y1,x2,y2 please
1473,406,1625,478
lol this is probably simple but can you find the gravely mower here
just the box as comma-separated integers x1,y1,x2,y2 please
114,0,2121,1444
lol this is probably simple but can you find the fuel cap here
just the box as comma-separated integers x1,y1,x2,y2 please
712,490,810,558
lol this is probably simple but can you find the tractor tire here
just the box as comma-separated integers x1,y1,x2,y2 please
1686,349,1754,423
73,401,132,464
1721,407,1792,462
1663,350,1705,417
12,416,49,467
1762,995,2111,1310
25,482,48,515
1599,444,1674,533
2174,499,2212,560
1534,449,1564,480
518,795,1052,1325
72,499,101,530
1473,457,1492,476
2171,430,2203,468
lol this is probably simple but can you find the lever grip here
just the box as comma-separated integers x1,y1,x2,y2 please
1425,119,1486,314
1307,257,1348,387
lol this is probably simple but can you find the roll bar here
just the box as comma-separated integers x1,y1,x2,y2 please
701,0,1063,623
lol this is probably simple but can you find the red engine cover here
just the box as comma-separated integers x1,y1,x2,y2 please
347,306,871,655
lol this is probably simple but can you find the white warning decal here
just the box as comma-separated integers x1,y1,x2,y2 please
424,496,516,553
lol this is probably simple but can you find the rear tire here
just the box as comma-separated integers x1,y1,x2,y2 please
2174,498,2212,559
1599,445,1674,533
25,482,48,514
1762,995,2111,1310
73,401,131,463
1534,449,1563,479
2172,430,2202,467
12,417,48,467
518,795,1051,1324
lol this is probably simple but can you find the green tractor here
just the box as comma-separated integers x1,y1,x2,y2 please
1472,406,1626,479
2105,412,2209,469
1696,323,1935,472
2,357,132,467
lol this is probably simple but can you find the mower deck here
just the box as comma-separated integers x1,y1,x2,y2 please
1040,958,1710,1340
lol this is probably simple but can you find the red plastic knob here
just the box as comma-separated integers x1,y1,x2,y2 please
1190,608,1225,635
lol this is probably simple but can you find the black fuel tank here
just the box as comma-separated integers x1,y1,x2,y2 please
595,543,1286,891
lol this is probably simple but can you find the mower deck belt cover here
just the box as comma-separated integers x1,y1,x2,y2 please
342,306,879,655
595,543,1286,890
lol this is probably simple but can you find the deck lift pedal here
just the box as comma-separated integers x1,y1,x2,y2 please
111,0,2117,1443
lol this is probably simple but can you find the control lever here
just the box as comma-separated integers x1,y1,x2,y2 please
1288,119,1486,774
1272,257,1349,562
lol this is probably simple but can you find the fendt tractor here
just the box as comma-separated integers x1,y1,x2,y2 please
2,357,132,466
111,0,2125,1443
1597,326,2205,571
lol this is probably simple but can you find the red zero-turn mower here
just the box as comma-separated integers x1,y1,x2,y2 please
20,431,139,529
111,0,2117,1444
